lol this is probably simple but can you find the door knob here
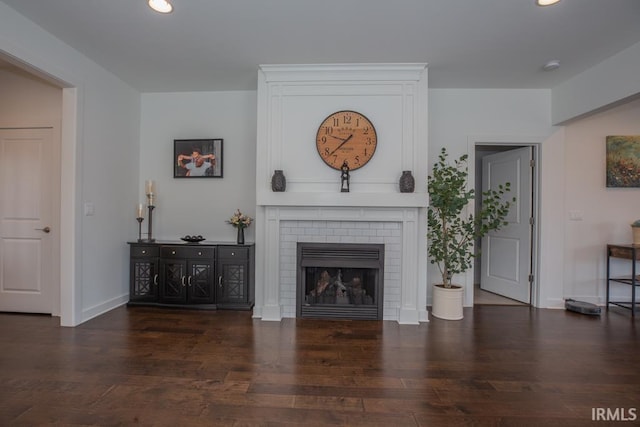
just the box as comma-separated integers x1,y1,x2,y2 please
35,226,51,233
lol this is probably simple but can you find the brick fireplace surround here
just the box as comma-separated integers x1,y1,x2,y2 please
254,204,428,324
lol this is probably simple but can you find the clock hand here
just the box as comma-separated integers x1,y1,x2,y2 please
329,134,348,142
328,134,353,156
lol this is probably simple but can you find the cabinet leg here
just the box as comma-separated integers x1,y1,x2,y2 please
606,250,611,311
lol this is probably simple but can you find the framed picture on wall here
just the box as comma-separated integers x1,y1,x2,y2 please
174,138,223,178
606,135,640,187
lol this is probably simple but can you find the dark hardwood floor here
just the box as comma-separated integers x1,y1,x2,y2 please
0,305,638,426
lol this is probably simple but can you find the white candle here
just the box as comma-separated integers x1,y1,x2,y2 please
136,203,145,219
148,194,155,207
145,180,155,195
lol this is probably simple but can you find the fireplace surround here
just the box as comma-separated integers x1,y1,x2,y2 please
255,206,428,323
254,63,429,324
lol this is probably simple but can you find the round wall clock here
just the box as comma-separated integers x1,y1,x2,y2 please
315,110,377,171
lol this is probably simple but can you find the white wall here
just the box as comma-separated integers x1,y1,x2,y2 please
137,83,640,314
0,2,141,325
552,41,640,125
428,89,561,307
140,91,257,242
563,98,640,304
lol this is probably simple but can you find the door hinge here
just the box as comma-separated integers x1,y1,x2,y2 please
530,159,535,168
529,217,535,226
528,274,534,283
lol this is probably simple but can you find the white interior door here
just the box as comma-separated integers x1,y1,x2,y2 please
0,128,55,313
480,147,533,303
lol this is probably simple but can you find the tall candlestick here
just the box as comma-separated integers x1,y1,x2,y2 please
147,205,155,242
145,180,155,196
136,203,145,219
136,217,144,242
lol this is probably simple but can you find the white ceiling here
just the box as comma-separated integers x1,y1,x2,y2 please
2,0,640,92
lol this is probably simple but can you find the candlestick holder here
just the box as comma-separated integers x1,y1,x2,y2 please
146,205,155,242
136,217,144,242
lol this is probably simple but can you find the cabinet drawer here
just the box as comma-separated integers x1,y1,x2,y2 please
131,246,159,257
161,246,214,259
218,246,249,259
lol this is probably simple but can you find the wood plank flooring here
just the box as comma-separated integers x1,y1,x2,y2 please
0,305,638,426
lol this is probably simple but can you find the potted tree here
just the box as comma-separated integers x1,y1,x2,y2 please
427,147,514,320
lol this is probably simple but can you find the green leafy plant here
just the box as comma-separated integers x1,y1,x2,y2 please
631,219,640,228
427,148,515,288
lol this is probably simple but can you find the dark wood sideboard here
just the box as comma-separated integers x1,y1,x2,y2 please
128,241,254,310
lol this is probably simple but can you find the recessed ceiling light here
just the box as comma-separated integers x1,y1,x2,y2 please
536,0,561,6
148,0,173,14
543,60,560,71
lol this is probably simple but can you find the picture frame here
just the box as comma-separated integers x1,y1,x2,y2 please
174,138,223,178
606,135,640,188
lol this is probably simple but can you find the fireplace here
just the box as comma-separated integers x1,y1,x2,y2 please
297,242,384,320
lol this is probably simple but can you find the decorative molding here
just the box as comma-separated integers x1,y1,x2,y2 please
259,63,428,83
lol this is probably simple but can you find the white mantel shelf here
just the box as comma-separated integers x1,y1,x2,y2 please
257,192,427,208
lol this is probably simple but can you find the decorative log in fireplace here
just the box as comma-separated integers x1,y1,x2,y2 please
297,242,384,320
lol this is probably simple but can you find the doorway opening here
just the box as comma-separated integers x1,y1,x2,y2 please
472,143,539,307
0,53,72,323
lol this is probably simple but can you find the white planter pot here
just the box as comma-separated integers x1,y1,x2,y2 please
431,284,464,320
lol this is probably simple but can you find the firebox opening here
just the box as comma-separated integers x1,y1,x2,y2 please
297,242,384,320
304,267,376,306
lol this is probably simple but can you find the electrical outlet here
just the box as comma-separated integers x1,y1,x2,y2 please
84,202,95,216
568,210,583,221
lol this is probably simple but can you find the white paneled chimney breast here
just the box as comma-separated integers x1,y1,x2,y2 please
254,64,429,324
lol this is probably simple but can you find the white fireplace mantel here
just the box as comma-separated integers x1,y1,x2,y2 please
256,205,428,324
257,191,427,208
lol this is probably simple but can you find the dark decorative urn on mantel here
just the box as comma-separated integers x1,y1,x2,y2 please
399,171,415,193
271,170,286,192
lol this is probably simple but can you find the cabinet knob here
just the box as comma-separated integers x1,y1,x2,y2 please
198,251,202,256
172,250,176,255
231,252,235,256
142,250,146,254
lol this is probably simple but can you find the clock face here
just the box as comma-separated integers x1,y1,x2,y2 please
316,110,377,171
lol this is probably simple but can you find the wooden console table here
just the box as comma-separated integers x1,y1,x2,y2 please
128,241,254,310
606,244,640,316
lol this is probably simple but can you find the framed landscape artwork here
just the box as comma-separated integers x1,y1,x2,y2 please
606,135,640,188
174,138,223,178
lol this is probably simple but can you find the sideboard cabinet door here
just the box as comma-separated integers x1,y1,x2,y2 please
159,246,215,305
129,245,159,303
216,245,254,310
